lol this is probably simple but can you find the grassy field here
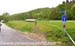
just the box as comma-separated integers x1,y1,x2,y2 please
6,20,75,45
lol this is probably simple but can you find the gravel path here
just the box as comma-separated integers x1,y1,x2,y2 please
0,23,57,46
0,23,36,46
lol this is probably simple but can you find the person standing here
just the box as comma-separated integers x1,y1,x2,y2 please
0,22,2,32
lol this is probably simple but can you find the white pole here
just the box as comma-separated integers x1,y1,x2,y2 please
63,28,75,45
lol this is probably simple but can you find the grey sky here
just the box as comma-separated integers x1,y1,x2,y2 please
0,0,66,15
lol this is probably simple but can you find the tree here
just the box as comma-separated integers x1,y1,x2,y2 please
1,13,10,22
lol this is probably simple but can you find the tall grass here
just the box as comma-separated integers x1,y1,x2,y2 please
6,20,75,43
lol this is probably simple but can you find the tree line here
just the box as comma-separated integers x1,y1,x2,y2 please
0,2,75,22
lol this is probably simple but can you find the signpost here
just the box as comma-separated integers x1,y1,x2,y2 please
25,19,38,33
61,11,75,45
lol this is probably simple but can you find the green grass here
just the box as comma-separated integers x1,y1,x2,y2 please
6,21,35,32
5,20,75,45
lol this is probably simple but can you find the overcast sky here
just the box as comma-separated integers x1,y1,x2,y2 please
0,0,66,15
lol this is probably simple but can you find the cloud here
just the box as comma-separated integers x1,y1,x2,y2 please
0,0,66,15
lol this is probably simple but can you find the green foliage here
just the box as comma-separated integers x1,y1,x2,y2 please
7,3,75,20
6,8,51,20
1,2,75,21
6,21,34,32
0,13,9,22
56,3,74,20
6,20,75,42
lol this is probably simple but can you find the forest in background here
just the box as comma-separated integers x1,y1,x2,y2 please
0,2,75,22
